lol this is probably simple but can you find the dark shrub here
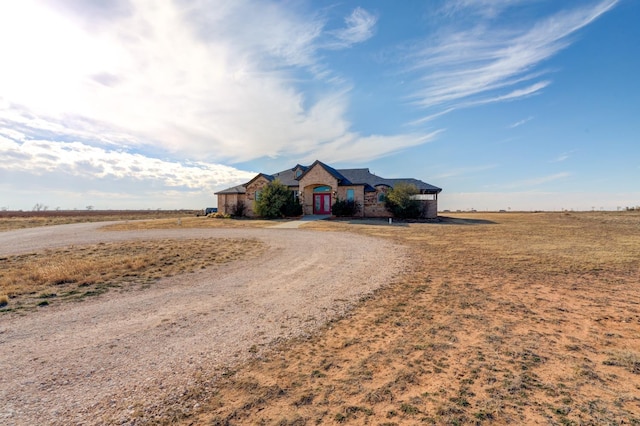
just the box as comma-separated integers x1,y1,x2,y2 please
332,199,360,217
231,200,246,217
281,193,303,217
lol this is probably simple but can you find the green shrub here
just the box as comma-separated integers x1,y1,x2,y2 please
384,183,422,219
255,180,302,218
332,199,360,216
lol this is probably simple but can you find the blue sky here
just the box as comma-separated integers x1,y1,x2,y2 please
0,0,638,211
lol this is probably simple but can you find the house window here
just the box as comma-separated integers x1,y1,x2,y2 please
346,189,354,201
378,193,385,203
293,190,299,201
255,190,261,201
313,185,331,192
295,170,302,178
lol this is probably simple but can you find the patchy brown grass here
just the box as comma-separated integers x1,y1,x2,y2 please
101,216,281,231
0,209,293,232
182,211,640,425
0,210,197,232
0,238,264,313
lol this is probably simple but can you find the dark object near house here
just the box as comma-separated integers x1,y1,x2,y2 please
204,207,217,215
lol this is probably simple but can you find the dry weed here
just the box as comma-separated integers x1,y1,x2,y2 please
184,212,640,425
0,238,264,313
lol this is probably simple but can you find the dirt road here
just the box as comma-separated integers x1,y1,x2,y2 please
0,223,405,425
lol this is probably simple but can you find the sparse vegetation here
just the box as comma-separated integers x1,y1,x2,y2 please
0,238,264,312
3,210,640,424
0,210,198,232
185,211,640,425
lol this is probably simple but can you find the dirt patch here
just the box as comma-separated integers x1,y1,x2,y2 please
0,224,406,425
188,212,640,425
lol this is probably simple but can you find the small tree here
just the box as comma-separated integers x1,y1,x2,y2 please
254,180,300,218
384,183,422,219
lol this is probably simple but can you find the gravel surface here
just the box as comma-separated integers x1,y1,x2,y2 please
0,223,406,425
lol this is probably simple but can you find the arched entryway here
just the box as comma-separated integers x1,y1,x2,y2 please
312,185,332,214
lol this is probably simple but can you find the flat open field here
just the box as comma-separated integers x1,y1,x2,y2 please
187,211,640,425
0,210,199,232
1,211,639,424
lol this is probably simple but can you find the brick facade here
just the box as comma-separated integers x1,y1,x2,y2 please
215,160,441,219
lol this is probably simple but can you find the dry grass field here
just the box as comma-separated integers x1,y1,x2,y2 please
0,238,264,313
0,210,198,232
183,212,640,425
101,216,279,231
2,211,639,424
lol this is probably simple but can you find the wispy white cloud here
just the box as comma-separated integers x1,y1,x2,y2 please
508,116,535,129
409,0,618,110
550,150,575,163
328,7,377,48
437,0,529,20
0,136,255,190
307,130,444,164
0,0,413,168
408,108,455,126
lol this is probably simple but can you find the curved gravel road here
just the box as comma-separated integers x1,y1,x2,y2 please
0,222,405,425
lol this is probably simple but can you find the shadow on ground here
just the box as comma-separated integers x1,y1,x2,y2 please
326,216,497,226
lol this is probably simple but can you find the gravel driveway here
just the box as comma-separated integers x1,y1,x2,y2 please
0,223,405,425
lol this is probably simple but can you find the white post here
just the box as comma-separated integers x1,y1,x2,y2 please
389,218,392,225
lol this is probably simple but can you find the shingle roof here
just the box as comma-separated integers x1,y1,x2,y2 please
338,168,442,194
296,160,351,184
269,168,299,186
214,184,246,195
215,162,441,194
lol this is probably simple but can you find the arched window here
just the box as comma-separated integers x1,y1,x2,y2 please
313,185,331,192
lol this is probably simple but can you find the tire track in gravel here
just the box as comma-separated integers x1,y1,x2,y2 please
0,222,406,425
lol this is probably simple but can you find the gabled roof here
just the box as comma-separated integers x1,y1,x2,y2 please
215,161,441,195
385,178,442,194
269,167,301,187
297,160,352,184
244,173,275,187
214,184,246,195
338,168,442,194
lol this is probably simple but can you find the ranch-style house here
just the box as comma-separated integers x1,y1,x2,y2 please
215,160,442,219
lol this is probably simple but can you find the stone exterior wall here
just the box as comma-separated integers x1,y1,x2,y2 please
298,166,338,215
362,186,391,217
218,193,239,215
244,176,272,217
335,185,365,217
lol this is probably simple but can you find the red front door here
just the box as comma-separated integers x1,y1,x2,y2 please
313,193,331,214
